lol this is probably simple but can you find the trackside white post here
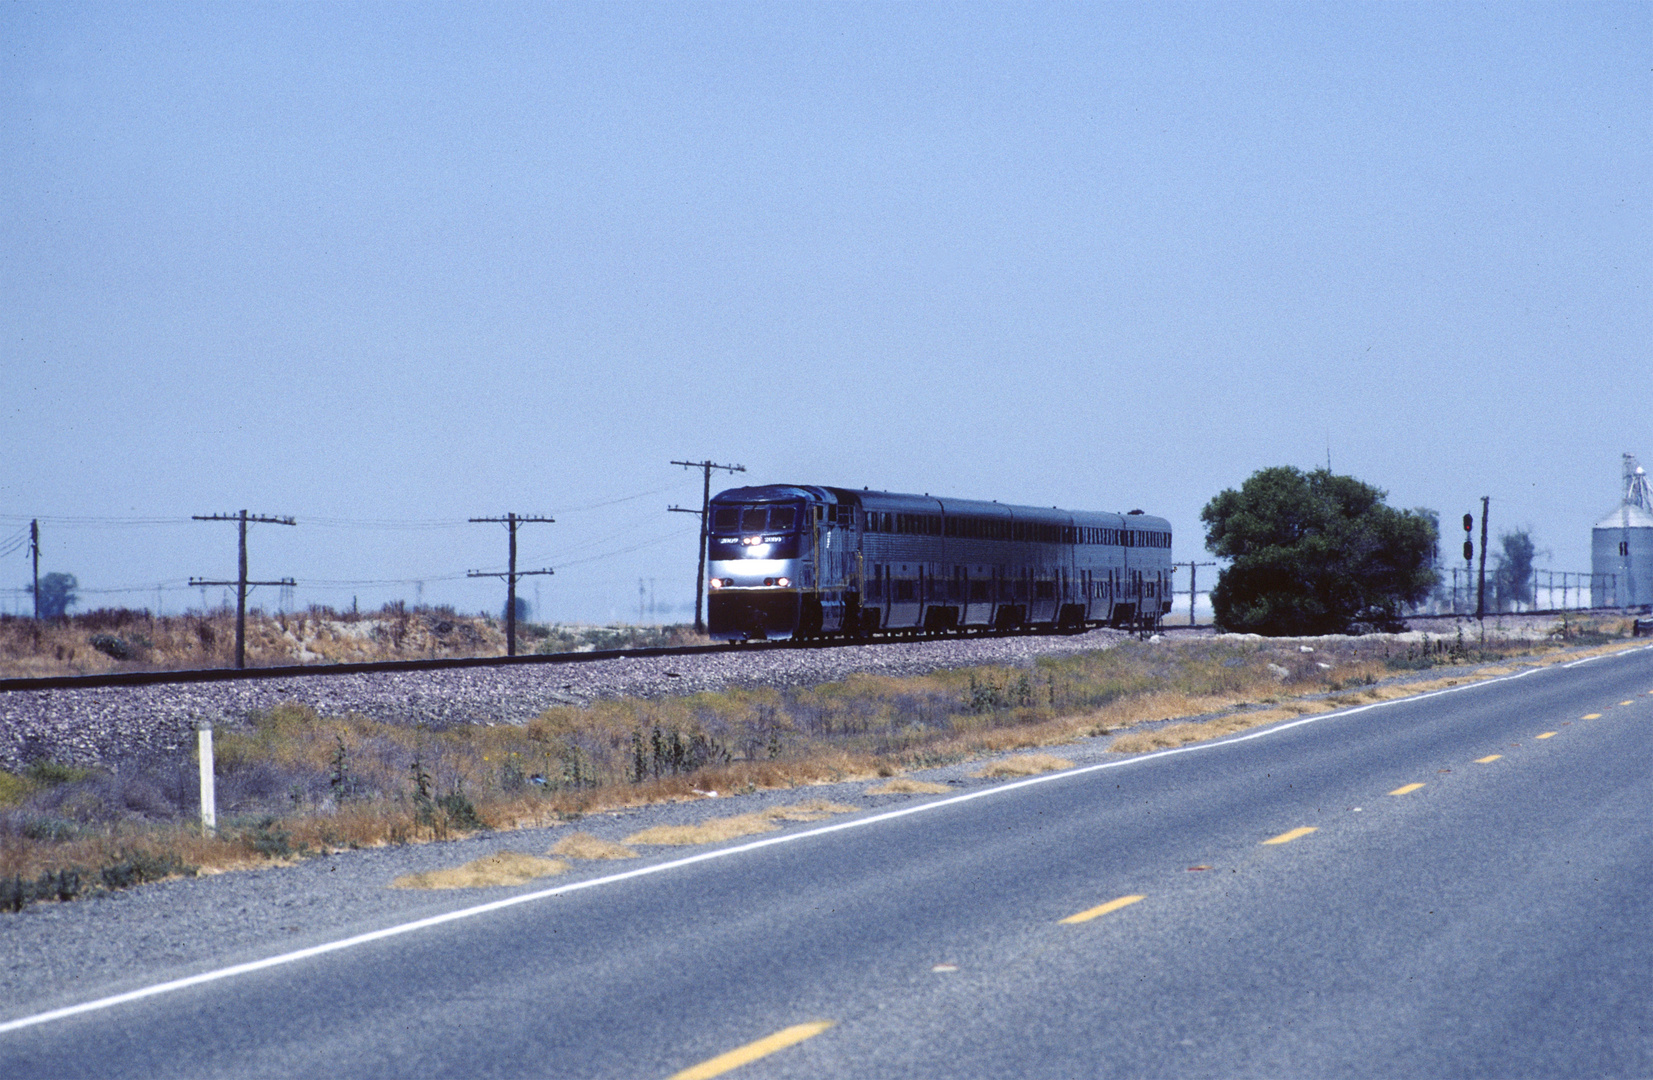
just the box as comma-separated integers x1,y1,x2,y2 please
198,723,216,836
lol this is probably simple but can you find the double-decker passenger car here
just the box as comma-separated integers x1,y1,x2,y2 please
706,485,1173,641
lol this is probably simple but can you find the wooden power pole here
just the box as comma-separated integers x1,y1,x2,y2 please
1476,495,1490,620
191,510,296,669
468,513,554,656
29,519,39,619
669,459,745,634
1175,561,1217,626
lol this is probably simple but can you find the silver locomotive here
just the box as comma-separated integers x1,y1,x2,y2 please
706,485,1173,640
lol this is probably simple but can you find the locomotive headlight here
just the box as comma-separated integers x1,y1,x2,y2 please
709,578,723,590
742,536,762,546
776,577,790,587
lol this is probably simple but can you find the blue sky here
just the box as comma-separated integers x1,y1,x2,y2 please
2,2,1648,622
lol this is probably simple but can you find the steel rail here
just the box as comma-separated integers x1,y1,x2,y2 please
0,625,1120,693
2,609,1622,694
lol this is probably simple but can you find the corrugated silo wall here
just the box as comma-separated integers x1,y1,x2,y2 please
1591,526,1653,607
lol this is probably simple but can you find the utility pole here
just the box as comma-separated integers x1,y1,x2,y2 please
468,513,554,656
669,459,745,634
29,520,39,619
1461,512,1474,616
191,510,296,669
1476,496,1490,620
1174,561,1216,626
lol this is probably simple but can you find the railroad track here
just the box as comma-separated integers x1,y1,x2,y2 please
0,624,1192,694
4,608,1622,695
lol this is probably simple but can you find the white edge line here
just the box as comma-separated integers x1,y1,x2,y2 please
1562,642,1653,668
2,650,1641,1036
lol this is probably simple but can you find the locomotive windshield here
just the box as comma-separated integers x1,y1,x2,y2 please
712,503,800,535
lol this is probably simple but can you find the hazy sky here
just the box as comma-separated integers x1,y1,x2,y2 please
3,2,1648,622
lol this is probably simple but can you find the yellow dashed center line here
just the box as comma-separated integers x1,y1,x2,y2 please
1621,701,1634,707
1389,783,1425,796
1475,754,1502,763
1535,731,1557,739
669,1022,834,1080
1061,894,1146,924
1583,714,1602,720
1261,827,1318,845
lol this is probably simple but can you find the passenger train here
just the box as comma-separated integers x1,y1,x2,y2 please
706,485,1173,641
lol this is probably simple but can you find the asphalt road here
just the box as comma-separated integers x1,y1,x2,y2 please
5,645,1652,1078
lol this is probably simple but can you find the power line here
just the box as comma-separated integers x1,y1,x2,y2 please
0,515,192,527
548,525,698,570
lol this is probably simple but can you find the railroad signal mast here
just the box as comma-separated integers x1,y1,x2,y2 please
468,513,554,657
669,459,745,635
191,510,297,669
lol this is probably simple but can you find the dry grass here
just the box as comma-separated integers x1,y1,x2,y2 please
4,625,1620,911
1104,663,1543,754
766,799,859,821
0,607,709,678
866,778,953,795
622,800,857,846
622,813,780,846
972,753,1075,778
550,833,637,860
391,851,567,890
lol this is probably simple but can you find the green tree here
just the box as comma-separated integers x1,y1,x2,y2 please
1492,528,1537,611
30,572,78,618
1201,467,1439,635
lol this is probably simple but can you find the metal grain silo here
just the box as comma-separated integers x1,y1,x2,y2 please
1592,455,1653,609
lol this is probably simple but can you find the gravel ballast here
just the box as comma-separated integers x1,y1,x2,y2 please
0,612,1584,771
0,630,1148,770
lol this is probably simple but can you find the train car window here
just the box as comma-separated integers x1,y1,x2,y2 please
712,507,739,532
894,579,916,602
740,507,768,533
773,506,799,530
1035,580,1055,600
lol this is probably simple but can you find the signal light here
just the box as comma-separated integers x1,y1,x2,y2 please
1463,540,1474,561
